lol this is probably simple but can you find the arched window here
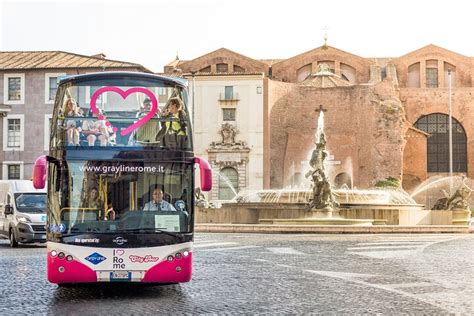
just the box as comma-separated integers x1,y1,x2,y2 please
199,66,211,72
340,63,356,84
426,59,438,88
296,64,312,82
444,62,456,88
233,65,245,73
216,63,228,73
407,62,420,88
290,172,302,187
318,60,335,73
334,172,352,188
218,167,239,200
414,113,467,172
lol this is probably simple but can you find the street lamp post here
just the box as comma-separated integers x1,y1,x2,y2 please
448,69,453,194
191,71,196,127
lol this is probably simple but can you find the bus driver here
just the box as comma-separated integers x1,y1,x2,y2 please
143,187,176,211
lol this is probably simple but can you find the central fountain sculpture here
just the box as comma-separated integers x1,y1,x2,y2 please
305,117,338,211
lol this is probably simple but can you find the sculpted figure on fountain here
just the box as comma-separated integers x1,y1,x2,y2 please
305,131,338,210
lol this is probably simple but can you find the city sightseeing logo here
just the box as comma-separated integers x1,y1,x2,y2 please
129,255,159,263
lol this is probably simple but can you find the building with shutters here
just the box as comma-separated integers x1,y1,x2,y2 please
0,51,148,179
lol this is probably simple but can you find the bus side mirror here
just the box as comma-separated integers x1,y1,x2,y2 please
32,155,47,189
194,156,212,191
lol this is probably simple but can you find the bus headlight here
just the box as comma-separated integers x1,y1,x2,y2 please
167,255,174,262
51,250,58,257
176,266,182,272
175,252,182,259
58,252,65,259
58,266,65,273
66,255,73,262
183,251,189,257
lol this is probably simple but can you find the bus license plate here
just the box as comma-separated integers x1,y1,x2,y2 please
110,271,131,281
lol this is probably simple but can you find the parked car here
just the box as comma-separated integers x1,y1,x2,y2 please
0,180,47,247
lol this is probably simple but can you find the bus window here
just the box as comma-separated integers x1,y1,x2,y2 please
54,82,191,150
49,161,193,234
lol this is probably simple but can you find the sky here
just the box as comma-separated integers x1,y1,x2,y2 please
1,0,474,73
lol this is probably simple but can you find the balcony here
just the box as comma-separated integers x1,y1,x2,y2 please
218,92,239,104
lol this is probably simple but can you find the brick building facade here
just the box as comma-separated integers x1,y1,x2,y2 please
168,44,473,194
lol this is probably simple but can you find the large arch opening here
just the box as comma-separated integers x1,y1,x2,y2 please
334,172,352,189
407,62,420,88
296,64,312,82
414,113,467,173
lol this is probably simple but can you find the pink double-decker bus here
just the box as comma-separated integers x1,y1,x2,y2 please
33,72,211,285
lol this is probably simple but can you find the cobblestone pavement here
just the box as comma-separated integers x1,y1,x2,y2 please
0,233,472,315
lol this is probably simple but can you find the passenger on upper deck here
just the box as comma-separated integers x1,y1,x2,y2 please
130,97,160,145
156,97,187,147
137,97,153,118
81,110,109,146
64,98,84,146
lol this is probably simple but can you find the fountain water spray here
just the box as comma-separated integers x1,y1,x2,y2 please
213,170,238,198
315,110,325,142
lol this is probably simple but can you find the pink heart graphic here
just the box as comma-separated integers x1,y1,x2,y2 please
90,86,158,136
115,249,125,256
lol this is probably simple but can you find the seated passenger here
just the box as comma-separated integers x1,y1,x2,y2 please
137,97,153,118
64,98,84,146
130,98,160,145
81,110,109,146
143,188,176,211
155,98,187,147
83,186,104,212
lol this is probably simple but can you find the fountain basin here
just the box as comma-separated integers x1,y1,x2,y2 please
259,218,374,226
197,188,466,226
196,201,434,226
233,189,420,206
259,208,375,226
451,209,471,225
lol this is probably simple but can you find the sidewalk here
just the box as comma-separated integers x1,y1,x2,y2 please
196,223,472,234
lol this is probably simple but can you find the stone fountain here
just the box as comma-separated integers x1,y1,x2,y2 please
257,111,375,226
196,112,471,227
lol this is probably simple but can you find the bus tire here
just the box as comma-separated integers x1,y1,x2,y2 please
9,228,18,248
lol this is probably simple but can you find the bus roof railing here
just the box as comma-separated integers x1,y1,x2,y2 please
59,71,188,88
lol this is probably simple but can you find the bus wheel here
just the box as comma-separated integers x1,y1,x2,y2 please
9,229,18,248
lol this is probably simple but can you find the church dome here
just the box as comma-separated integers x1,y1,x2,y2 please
299,63,352,88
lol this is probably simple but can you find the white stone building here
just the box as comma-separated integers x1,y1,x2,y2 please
185,72,265,201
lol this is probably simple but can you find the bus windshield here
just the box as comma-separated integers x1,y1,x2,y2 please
53,77,191,150
48,160,193,235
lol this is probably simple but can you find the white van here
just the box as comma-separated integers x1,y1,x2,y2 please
0,180,47,247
